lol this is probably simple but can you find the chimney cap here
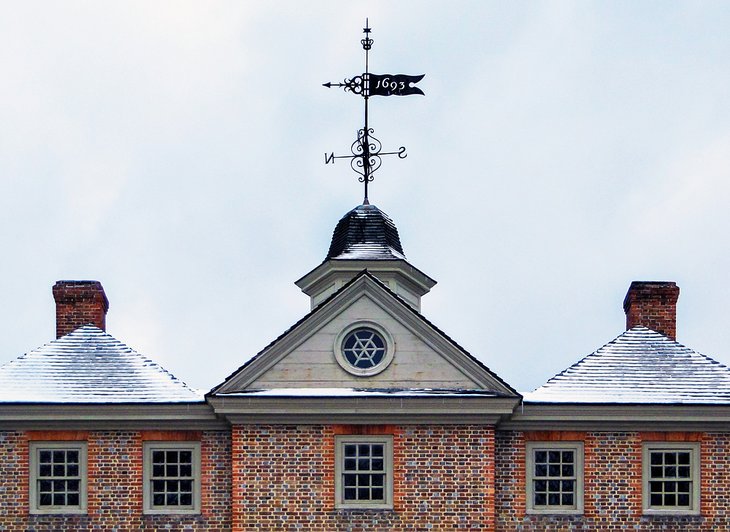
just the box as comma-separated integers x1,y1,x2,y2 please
622,281,678,312
52,280,109,338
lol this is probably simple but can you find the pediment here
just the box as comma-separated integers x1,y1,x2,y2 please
212,272,516,397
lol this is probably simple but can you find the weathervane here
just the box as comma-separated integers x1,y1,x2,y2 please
323,20,424,205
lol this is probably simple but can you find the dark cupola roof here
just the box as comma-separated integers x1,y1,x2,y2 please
326,204,406,260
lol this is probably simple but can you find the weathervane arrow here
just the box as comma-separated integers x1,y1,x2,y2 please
323,20,424,205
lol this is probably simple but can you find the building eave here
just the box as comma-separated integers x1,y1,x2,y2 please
499,402,730,431
208,394,519,425
0,402,225,430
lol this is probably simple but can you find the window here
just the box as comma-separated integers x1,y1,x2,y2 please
143,442,201,514
30,442,87,514
526,442,583,514
334,321,395,377
643,443,699,515
335,435,393,509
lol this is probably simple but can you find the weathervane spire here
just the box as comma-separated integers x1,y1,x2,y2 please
323,21,424,205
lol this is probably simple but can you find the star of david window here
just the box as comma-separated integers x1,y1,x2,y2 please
334,322,395,377
343,328,386,369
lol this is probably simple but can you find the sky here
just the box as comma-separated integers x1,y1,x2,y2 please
1,1,730,394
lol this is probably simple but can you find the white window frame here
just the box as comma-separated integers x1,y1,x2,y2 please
335,435,393,510
29,441,88,515
333,321,395,377
642,442,700,515
526,441,584,515
143,441,201,515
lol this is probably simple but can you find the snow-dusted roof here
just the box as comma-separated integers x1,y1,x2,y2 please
525,326,730,404
326,204,406,260
0,325,202,403
218,388,500,397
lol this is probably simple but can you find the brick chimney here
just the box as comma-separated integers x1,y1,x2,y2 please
623,281,680,340
52,281,109,338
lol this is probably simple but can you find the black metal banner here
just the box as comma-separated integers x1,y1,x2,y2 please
368,74,425,96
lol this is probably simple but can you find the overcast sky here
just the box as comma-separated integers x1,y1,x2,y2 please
2,2,729,393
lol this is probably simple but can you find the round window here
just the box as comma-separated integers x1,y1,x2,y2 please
334,322,395,377
342,328,387,369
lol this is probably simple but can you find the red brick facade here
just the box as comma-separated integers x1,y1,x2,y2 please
4,424,730,529
0,430,231,531
232,424,496,530
496,430,730,531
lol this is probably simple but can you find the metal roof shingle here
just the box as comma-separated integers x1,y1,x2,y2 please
525,326,730,404
0,325,201,403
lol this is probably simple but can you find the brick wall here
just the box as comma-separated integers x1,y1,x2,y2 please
495,430,730,531
0,429,230,531
232,424,495,530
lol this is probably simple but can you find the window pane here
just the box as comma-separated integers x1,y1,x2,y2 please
534,492,547,505
344,445,357,457
39,451,52,463
152,451,165,464
534,451,547,463
358,444,371,456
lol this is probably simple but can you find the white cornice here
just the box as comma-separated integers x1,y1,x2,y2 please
499,403,730,431
208,395,519,425
0,403,226,430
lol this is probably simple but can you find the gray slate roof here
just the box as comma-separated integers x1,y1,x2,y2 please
525,326,730,404
0,325,201,403
326,204,406,260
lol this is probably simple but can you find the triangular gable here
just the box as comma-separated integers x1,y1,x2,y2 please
212,271,516,397
525,326,730,404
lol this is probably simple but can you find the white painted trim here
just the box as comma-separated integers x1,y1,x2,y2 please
333,321,395,377
642,442,700,516
29,441,88,515
525,441,584,515
335,434,393,510
143,441,202,515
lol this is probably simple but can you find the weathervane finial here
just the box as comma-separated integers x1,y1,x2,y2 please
323,21,424,205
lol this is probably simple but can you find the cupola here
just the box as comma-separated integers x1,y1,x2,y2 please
296,204,435,311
